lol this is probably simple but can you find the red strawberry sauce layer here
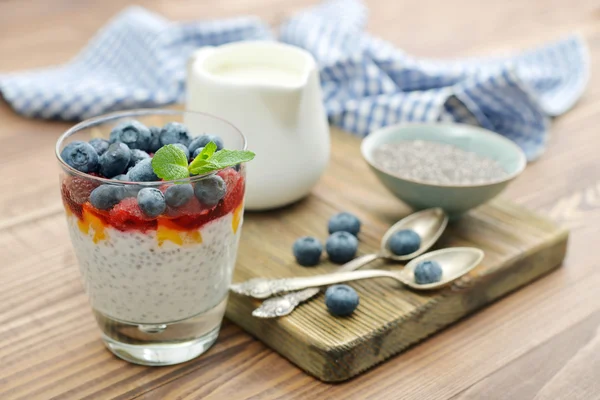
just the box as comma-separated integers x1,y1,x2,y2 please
61,169,245,233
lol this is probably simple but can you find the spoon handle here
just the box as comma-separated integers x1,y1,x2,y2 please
252,253,381,318
231,269,404,299
337,253,381,272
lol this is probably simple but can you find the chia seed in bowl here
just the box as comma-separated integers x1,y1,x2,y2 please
372,140,509,186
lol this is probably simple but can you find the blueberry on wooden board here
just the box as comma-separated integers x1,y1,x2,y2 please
293,237,323,266
325,285,359,316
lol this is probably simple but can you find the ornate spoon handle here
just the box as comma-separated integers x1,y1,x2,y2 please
231,264,405,300
251,253,380,318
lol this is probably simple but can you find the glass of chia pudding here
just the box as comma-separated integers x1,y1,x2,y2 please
55,109,249,365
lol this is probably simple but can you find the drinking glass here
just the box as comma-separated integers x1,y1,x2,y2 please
55,109,246,365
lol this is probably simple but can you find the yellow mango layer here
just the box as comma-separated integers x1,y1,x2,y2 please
77,208,107,244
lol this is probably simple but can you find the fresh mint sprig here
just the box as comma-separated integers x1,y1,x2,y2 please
151,144,190,181
151,142,255,181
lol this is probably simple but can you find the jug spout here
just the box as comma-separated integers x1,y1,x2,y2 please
186,47,216,87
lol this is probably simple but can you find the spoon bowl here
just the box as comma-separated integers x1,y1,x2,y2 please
401,247,485,290
381,207,448,260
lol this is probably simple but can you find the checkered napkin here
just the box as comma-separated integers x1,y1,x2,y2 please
0,0,589,160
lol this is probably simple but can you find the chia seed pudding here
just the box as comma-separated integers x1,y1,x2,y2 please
59,121,248,325
61,163,245,325
372,140,508,185
66,211,241,324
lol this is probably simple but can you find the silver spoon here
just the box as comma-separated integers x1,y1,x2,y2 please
231,247,484,299
241,208,448,317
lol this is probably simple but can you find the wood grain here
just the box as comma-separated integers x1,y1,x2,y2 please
1,0,599,398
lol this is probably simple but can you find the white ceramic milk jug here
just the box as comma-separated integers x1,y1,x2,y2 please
186,41,330,211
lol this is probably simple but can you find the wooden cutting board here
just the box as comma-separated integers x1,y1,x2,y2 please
225,128,568,382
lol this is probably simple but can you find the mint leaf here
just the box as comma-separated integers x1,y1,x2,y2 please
200,141,217,160
188,161,222,176
188,148,255,175
151,144,190,181
210,149,255,166
188,141,218,172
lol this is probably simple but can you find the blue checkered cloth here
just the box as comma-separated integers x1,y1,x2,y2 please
0,0,589,160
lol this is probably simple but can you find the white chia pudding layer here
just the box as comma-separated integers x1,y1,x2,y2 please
66,213,241,324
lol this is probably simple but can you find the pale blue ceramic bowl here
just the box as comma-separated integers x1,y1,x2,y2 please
361,123,526,217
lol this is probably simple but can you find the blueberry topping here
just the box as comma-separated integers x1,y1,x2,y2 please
326,231,358,264
99,142,131,178
328,212,361,236
194,175,227,206
164,184,194,208
128,149,150,168
325,285,359,316
388,230,421,256
110,120,152,151
109,129,120,143
189,134,224,153
159,122,191,147
172,143,190,160
191,147,204,160
414,260,443,284
60,141,99,173
90,185,124,210
127,158,159,182
137,188,166,218
88,138,110,156
292,237,323,266
148,126,162,153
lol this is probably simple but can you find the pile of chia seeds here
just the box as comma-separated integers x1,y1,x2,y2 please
372,140,508,185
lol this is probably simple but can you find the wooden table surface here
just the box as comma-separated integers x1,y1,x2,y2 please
1,0,599,399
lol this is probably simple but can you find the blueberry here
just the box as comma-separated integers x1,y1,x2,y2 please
164,184,194,208
325,285,359,316
191,146,204,160
172,143,190,160
414,260,443,284
89,138,110,156
194,175,226,206
234,164,241,172
328,212,361,236
60,141,99,173
99,142,131,178
388,230,421,256
292,237,323,266
326,231,358,264
109,129,120,143
148,126,162,153
137,188,166,218
128,149,150,168
127,158,159,182
189,134,224,153
90,185,124,210
159,122,191,147
110,120,152,151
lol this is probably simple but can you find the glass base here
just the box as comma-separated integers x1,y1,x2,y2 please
94,296,227,366
102,327,219,366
